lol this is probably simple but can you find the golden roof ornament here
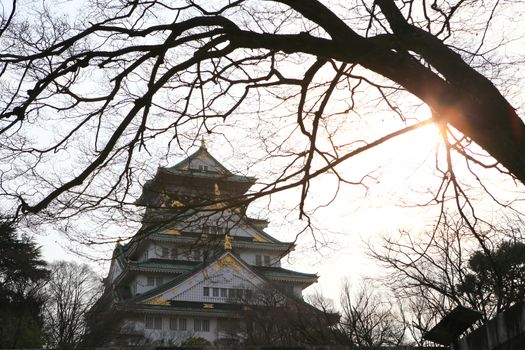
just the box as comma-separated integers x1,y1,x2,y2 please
224,234,233,250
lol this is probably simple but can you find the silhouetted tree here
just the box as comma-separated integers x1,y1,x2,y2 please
0,0,523,248
229,285,339,346
43,261,101,349
372,216,525,344
0,219,49,348
339,283,406,346
457,240,525,313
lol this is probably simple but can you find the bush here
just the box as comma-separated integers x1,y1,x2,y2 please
180,336,212,346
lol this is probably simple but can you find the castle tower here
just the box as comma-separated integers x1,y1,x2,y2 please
90,145,319,345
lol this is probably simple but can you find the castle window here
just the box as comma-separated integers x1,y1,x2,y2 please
169,317,177,330
202,319,210,332
212,288,219,297
236,289,243,299
220,288,227,297
171,248,179,259
255,255,262,266
145,315,154,329
207,226,224,235
145,315,162,329
194,319,202,331
264,255,271,266
156,277,163,286
154,317,162,329
147,277,154,286
179,318,187,330
192,250,201,261
203,287,209,296
228,288,235,298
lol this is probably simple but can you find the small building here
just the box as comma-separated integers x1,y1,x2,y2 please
88,144,320,345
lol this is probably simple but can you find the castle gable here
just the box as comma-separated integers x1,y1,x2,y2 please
169,146,231,175
157,209,278,243
137,252,265,306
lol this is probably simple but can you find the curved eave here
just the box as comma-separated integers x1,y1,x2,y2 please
108,244,130,286
113,265,130,287
255,266,318,286
159,167,256,184
116,303,242,318
149,233,294,251
129,266,190,274
113,243,128,270
127,260,199,275
122,261,317,285
233,240,294,251
264,275,318,286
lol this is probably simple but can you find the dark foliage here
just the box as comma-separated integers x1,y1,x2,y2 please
457,240,525,312
0,220,49,348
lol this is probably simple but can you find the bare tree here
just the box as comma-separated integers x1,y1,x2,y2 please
43,261,101,349
371,214,525,344
228,284,339,346
0,0,523,245
339,282,406,347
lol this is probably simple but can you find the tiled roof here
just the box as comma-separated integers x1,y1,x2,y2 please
127,258,317,283
113,242,128,269
124,265,201,304
117,302,242,318
138,210,291,247
254,265,318,282
149,232,293,249
163,146,255,183
160,167,255,183
129,259,199,273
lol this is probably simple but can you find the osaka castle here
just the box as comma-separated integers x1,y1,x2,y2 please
89,143,321,345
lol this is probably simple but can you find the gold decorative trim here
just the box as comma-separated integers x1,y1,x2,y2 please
224,234,233,250
253,233,269,243
144,296,170,306
217,255,242,272
163,228,180,235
